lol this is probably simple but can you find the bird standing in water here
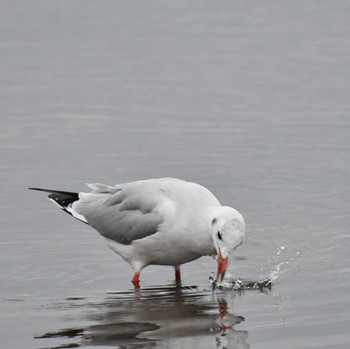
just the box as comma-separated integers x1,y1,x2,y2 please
30,178,245,288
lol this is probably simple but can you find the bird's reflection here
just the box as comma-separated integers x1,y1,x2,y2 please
35,285,248,349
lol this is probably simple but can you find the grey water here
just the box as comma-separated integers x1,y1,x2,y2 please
1,1,350,348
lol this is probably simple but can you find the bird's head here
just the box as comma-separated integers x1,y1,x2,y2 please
211,206,245,283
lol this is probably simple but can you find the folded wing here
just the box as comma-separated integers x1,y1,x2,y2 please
73,182,166,245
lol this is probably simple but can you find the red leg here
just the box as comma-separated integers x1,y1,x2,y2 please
174,266,181,284
218,298,229,318
132,272,140,289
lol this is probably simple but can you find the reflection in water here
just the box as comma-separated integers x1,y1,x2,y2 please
35,285,248,348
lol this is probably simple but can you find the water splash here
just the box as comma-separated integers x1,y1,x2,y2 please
209,271,271,291
209,243,299,291
264,243,300,283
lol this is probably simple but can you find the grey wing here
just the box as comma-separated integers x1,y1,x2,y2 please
73,183,164,245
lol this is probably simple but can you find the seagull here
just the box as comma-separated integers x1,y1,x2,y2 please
29,178,245,288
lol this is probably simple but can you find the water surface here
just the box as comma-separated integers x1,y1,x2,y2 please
1,1,350,348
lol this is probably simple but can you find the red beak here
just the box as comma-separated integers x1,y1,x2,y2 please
216,249,228,282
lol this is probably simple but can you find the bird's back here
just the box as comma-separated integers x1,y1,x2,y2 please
73,178,221,244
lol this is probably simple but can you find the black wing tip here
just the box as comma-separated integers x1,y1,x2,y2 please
29,187,88,224
28,187,78,195
28,187,59,193
29,187,80,204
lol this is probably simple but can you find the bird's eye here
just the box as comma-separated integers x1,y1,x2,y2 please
217,231,222,240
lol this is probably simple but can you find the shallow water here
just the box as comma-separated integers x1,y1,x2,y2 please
33,286,247,348
1,1,350,348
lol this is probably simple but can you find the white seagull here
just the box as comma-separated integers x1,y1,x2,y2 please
29,178,245,288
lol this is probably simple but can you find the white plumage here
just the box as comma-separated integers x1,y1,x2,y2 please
30,178,245,287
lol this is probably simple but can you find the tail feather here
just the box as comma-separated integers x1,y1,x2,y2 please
29,187,88,224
